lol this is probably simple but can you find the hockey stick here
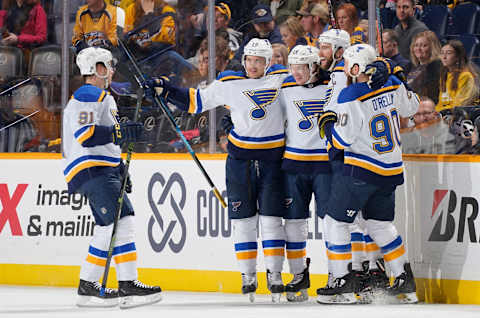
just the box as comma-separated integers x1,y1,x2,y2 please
0,78,31,96
117,38,227,209
327,0,337,29
99,85,143,296
376,7,384,56
0,110,39,133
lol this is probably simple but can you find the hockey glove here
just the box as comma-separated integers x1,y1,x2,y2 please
123,173,132,193
365,59,391,91
112,122,145,145
143,76,171,99
221,114,234,135
318,111,338,139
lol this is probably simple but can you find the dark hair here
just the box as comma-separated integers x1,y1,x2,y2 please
5,0,36,35
383,29,399,45
440,40,470,92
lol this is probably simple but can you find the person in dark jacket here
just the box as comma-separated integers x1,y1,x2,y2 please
234,4,284,61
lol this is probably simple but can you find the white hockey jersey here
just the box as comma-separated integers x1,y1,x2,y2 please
62,84,121,192
325,60,347,112
329,76,419,186
279,75,332,173
185,65,289,160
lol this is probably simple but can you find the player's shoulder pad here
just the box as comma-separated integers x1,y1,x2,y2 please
355,77,402,102
388,74,402,86
266,64,288,76
281,75,298,88
337,83,371,104
217,70,247,82
73,84,109,103
333,60,345,72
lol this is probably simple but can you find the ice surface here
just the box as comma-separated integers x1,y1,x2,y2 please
0,286,479,318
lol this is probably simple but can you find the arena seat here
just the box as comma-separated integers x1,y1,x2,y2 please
28,45,62,76
457,34,480,60
449,2,480,35
0,46,24,80
421,5,450,38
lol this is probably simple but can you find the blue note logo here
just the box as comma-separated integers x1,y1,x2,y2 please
147,172,187,253
294,88,333,131
243,89,279,120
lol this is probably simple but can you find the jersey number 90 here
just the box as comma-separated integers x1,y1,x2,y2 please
369,109,401,154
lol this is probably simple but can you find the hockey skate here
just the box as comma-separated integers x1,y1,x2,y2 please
76,279,119,307
386,263,418,304
241,273,258,303
118,280,162,309
285,258,310,302
316,271,359,304
266,270,285,303
352,269,371,304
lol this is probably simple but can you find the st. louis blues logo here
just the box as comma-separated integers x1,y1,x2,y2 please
294,88,333,131
243,89,279,120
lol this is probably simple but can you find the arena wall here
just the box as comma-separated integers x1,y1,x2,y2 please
1,153,479,304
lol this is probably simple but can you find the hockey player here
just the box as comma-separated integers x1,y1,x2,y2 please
62,47,162,309
149,38,289,303
316,43,419,304
317,29,390,297
278,45,332,302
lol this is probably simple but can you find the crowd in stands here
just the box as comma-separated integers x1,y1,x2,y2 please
1,0,480,153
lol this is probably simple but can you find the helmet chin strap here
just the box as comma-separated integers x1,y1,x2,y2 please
95,70,110,89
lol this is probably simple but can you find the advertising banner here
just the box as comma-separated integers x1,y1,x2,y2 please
0,155,328,292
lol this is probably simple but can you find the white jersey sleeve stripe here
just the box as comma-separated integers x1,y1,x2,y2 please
332,128,351,148
75,125,95,144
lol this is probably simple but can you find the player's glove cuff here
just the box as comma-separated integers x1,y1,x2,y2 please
366,59,391,91
144,76,171,99
112,122,145,145
318,111,338,139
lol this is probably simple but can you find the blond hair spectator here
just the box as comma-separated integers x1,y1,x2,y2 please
407,30,442,104
279,16,306,51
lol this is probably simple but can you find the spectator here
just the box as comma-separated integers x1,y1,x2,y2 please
258,0,303,24
407,30,442,104
0,0,47,49
214,2,243,54
279,16,306,51
234,4,283,61
394,0,428,61
186,2,242,58
436,40,479,112
124,0,176,50
382,28,410,72
335,2,366,45
401,96,439,128
196,35,241,81
0,80,39,152
297,3,329,47
270,42,288,67
216,0,259,30
72,0,118,53
299,0,329,12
